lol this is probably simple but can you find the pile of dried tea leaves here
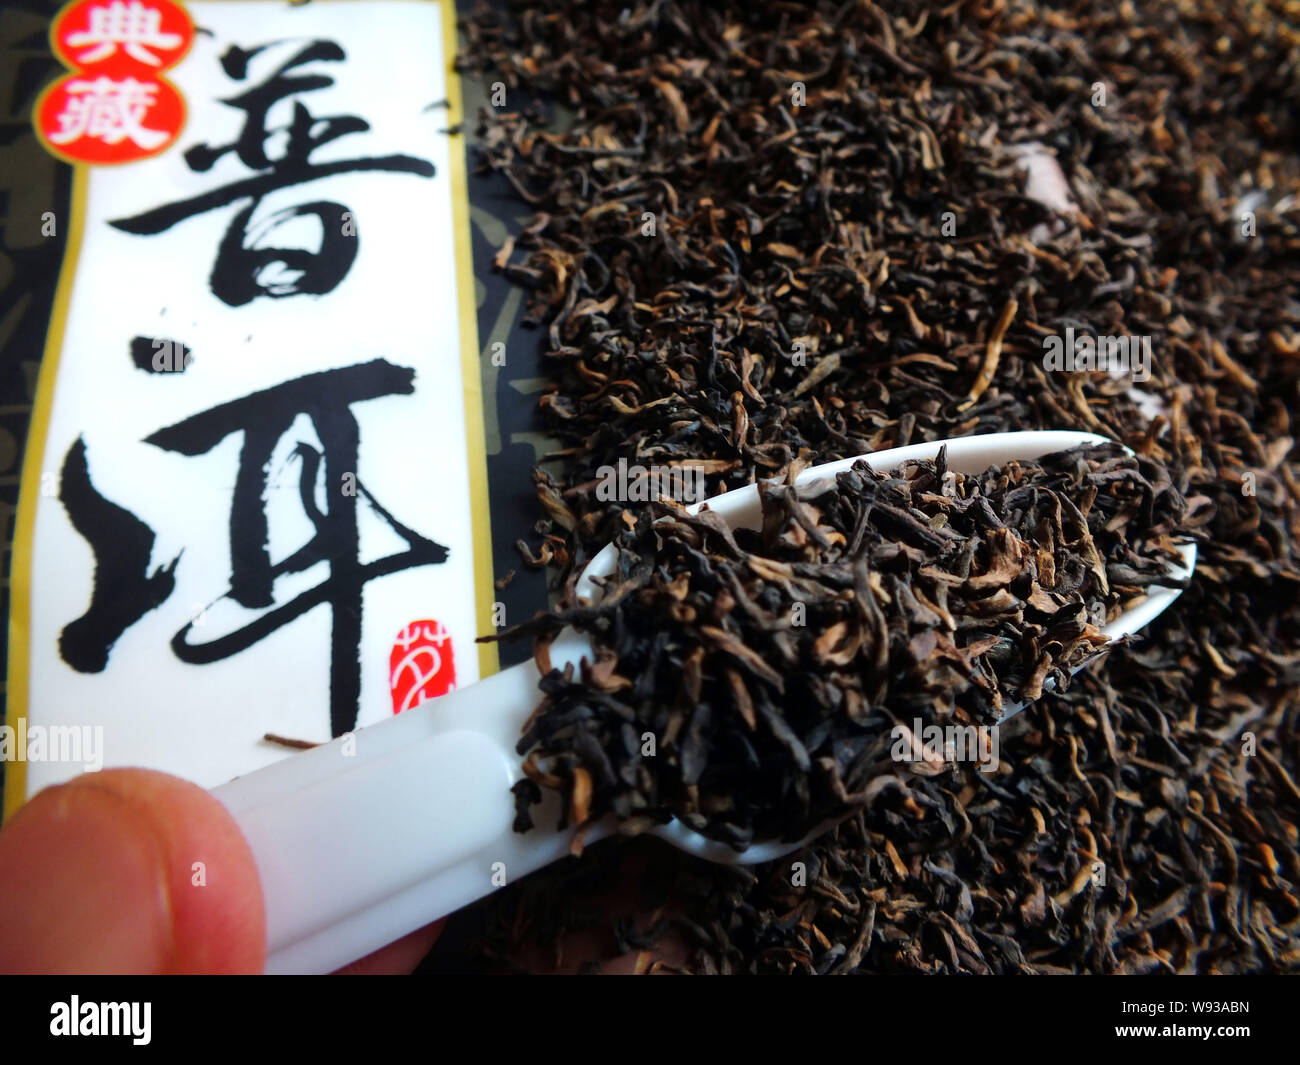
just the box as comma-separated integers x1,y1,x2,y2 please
449,0,1300,973
497,443,1190,849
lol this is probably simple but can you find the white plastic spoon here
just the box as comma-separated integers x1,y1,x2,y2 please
213,430,1196,973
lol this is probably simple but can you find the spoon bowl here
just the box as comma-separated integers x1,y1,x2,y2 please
569,430,1194,864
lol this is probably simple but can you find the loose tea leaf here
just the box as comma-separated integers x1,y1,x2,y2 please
449,0,1300,974
491,443,1190,847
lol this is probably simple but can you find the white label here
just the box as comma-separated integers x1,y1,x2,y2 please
20,0,485,795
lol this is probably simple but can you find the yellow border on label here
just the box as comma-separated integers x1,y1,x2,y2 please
4,0,496,818
4,166,87,821
441,0,500,683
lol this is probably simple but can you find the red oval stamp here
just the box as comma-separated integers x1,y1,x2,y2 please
37,0,193,166
37,71,185,165
389,620,456,714
53,0,194,75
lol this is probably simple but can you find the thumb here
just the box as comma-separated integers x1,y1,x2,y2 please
0,768,266,974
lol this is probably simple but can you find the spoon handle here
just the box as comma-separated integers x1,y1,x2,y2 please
213,654,583,974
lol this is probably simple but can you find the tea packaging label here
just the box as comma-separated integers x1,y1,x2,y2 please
6,0,494,811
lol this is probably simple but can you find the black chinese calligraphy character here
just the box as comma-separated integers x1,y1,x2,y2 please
58,360,448,736
59,436,180,673
144,358,448,736
108,39,435,306
210,199,357,305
